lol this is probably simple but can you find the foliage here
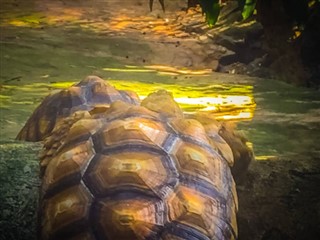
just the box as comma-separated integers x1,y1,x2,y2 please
238,0,257,20
0,143,41,240
199,0,221,27
198,0,257,26
150,0,318,27
148,0,257,26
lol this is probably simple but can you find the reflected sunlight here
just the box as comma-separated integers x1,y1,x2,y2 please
144,65,212,75
47,75,256,122
103,68,156,73
1,66,256,123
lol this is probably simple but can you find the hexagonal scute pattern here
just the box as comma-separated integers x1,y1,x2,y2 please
41,184,93,239
169,139,231,196
169,118,210,145
166,185,237,240
38,83,239,240
93,195,164,239
16,76,140,142
42,139,95,197
97,117,169,150
84,151,178,198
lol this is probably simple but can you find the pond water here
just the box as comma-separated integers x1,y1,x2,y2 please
1,64,319,159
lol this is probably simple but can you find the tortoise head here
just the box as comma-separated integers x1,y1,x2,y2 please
141,90,183,119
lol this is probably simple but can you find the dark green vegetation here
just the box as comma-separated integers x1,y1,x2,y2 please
256,0,320,87
151,0,318,27
150,0,320,87
0,142,41,240
150,0,257,25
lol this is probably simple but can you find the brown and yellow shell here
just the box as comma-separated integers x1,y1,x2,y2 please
36,83,239,240
186,112,254,184
16,76,140,142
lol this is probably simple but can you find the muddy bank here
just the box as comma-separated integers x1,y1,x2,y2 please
238,153,320,240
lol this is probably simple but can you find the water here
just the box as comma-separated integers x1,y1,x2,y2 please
1,67,319,158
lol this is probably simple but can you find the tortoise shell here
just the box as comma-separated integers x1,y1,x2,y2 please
186,112,254,184
16,76,140,142
37,85,239,240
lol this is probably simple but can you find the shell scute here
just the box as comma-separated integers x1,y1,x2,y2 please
104,118,168,146
169,118,210,145
166,185,236,240
169,139,230,195
161,223,211,240
98,102,162,128
83,150,178,199
93,195,165,239
42,139,95,197
16,76,140,142
41,184,93,239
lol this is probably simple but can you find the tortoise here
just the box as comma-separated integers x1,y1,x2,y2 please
18,76,253,239
16,76,140,142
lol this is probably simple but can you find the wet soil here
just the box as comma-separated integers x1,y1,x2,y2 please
0,0,319,239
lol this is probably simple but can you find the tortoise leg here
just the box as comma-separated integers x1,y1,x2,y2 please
149,0,154,11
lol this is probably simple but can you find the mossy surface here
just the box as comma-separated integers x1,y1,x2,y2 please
0,142,41,240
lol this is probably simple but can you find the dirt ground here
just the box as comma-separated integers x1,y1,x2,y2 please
0,0,320,239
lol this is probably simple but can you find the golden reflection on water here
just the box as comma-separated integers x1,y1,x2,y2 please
0,64,256,122
102,66,256,121
47,80,256,122
102,68,155,73
144,65,212,75
102,66,212,75
255,156,278,161
0,70,256,157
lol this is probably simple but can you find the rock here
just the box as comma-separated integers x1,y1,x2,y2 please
219,0,242,24
171,51,193,67
198,34,208,42
209,59,219,71
213,33,244,52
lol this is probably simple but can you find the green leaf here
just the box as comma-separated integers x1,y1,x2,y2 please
240,0,256,20
200,0,221,27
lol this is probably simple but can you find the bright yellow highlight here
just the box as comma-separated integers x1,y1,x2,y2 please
1,76,255,122
103,66,212,75
103,68,155,73
176,96,252,106
182,189,204,215
144,65,212,75
255,156,278,161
